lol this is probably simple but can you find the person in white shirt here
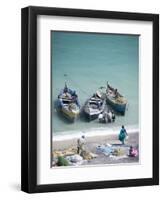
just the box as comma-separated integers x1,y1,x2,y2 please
77,135,86,155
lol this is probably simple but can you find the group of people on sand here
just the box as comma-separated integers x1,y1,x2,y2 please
77,125,138,158
77,125,128,153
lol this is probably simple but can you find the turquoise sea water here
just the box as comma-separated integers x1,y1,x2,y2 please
51,31,139,135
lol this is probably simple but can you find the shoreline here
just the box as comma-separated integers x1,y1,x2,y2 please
53,125,139,140
52,128,139,150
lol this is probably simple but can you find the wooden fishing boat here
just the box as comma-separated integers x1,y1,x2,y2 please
83,91,106,121
56,84,80,122
106,83,127,115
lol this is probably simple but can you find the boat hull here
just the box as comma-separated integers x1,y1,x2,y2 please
83,98,106,121
61,106,79,122
56,85,80,122
84,111,102,121
106,97,126,115
55,100,80,122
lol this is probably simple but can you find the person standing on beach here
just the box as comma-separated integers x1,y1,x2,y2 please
77,135,86,155
118,125,128,145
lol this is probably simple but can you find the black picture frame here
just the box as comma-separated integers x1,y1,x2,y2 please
21,6,159,193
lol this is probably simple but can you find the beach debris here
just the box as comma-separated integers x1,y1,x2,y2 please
53,151,64,157
128,146,138,157
57,156,69,166
96,144,114,156
89,152,98,158
112,148,125,156
109,155,128,160
52,157,58,167
80,150,98,160
53,147,77,158
96,143,132,158
66,154,83,162
65,154,83,165
106,143,112,147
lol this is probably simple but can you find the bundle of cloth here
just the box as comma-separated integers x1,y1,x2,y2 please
96,144,114,156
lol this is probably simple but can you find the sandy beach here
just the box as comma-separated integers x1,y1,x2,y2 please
52,130,139,166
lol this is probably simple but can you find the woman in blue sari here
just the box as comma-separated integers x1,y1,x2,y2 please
119,125,128,145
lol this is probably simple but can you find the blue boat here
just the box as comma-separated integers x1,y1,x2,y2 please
56,83,80,122
106,83,127,115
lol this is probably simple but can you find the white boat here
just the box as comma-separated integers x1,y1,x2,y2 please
83,91,106,121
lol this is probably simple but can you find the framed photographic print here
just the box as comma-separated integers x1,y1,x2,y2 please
21,6,159,193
